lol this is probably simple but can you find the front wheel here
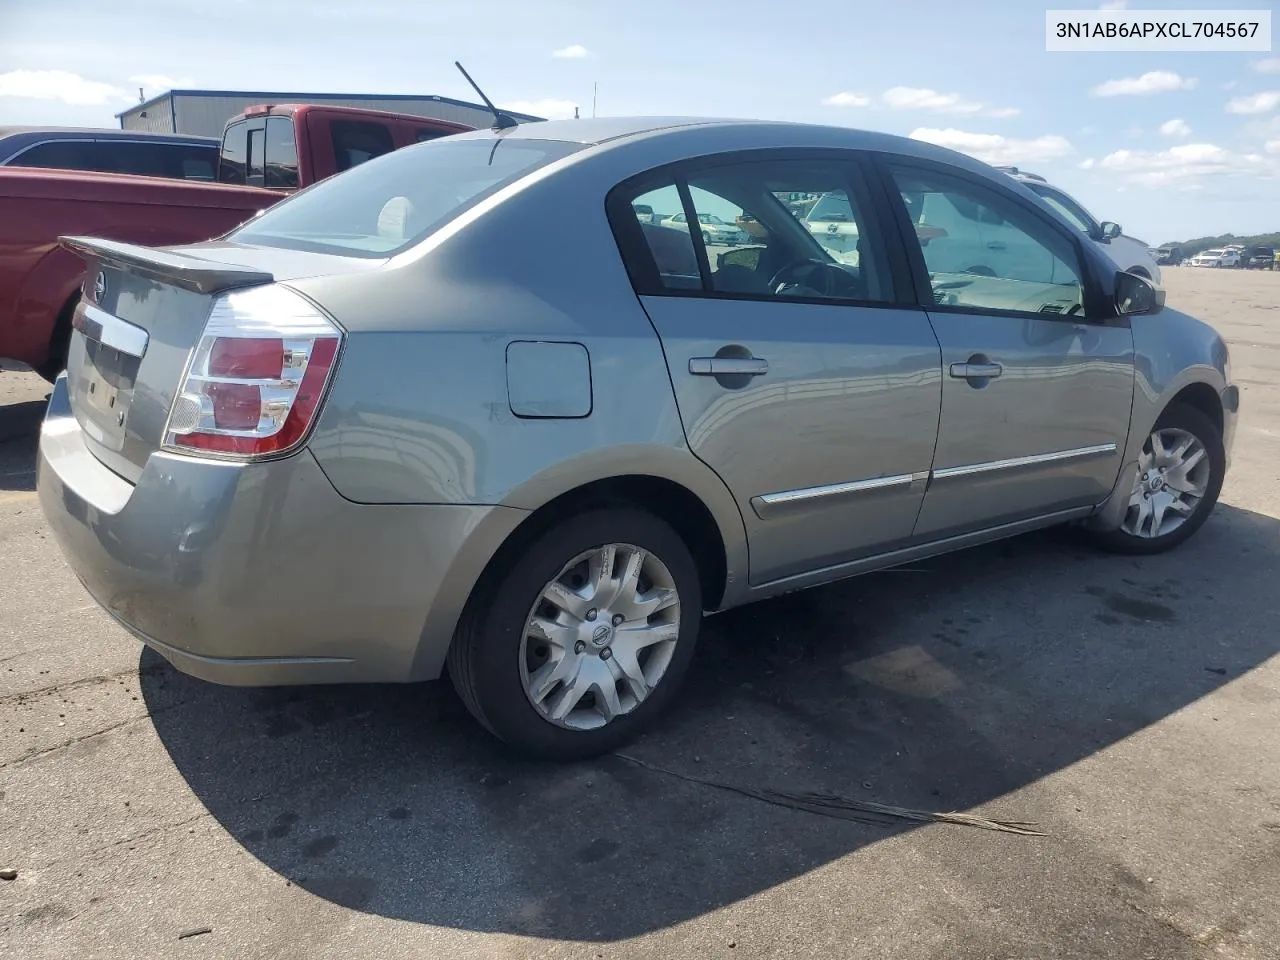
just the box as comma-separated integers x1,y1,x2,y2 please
1089,403,1225,555
448,507,703,760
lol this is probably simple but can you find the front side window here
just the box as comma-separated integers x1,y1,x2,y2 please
219,121,247,184
246,124,266,187
1028,184,1095,235
889,166,1084,317
229,137,582,258
616,156,893,304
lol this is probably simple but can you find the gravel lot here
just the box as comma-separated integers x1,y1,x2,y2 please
2,266,1279,959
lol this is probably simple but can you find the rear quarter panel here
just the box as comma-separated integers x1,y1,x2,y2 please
290,143,752,594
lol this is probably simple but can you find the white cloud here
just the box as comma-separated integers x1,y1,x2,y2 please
909,127,1073,165
1226,91,1280,115
1253,59,1280,74
505,98,579,120
0,69,127,105
129,74,193,99
1095,142,1274,186
1099,0,1127,8
1091,71,1197,97
1159,118,1191,138
1267,139,1280,155
879,86,1018,118
822,91,871,107
552,44,589,59
1079,158,1096,169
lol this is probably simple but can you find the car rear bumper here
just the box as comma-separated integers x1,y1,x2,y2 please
36,375,527,686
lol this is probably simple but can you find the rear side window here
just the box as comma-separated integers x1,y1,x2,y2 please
229,137,582,258
331,120,395,173
220,121,247,184
264,116,298,188
9,140,97,171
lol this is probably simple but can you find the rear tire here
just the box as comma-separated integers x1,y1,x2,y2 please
448,507,703,761
1089,403,1224,556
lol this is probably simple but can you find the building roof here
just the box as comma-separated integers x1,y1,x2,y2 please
116,89,545,123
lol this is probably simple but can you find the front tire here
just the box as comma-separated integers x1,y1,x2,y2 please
1089,403,1225,555
448,507,703,760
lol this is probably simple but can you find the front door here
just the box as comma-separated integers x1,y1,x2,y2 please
882,161,1135,540
611,153,942,585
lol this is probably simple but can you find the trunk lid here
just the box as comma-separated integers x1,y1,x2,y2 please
58,236,380,482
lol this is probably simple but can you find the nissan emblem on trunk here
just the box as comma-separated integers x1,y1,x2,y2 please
93,271,106,303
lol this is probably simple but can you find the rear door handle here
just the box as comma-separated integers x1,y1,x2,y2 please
689,357,769,377
949,361,1003,379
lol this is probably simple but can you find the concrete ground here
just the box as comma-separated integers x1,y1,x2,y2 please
2,267,1279,959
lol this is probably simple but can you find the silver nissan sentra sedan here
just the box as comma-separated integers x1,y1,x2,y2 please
38,117,1237,760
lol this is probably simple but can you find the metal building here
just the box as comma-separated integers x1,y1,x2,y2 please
117,89,544,138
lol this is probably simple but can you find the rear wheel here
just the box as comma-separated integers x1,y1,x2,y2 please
34,295,78,383
1089,403,1224,555
448,507,702,760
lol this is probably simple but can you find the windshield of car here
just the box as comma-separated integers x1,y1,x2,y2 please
229,137,584,258
806,192,853,222
1027,184,1095,234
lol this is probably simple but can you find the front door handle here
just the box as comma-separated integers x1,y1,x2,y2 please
949,361,1003,379
689,357,769,377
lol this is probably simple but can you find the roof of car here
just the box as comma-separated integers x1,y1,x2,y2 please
447,116,1005,177
0,126,217,144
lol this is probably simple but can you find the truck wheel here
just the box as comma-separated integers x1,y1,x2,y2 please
34,295,78,383
448,507,703,760
1089,403,1224,556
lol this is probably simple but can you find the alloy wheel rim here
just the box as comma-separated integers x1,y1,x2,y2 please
1120,426,1211,539
519,543,681,731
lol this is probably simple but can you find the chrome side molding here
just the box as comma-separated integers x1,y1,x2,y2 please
752,471,928,519
752,443,1118,519
932,443,1117,480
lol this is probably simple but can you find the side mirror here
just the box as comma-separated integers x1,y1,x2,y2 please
1100,221,1123,240
1115,270,1164,316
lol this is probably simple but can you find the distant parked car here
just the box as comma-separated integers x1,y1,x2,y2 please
0,127,218,181
661,211,749,245
1189,248,1241,268
1243,244,1275,270
39,117,1237,760
801,191,862,262
995,167,1161,284
1153,245,1183,266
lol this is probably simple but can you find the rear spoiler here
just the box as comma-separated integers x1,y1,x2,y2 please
59,236,274,296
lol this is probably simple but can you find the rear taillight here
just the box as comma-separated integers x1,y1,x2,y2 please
163,285,343,459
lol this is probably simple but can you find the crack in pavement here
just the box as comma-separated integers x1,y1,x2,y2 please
1,700,191,770
0,665,160,705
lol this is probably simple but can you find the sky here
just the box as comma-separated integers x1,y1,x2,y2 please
1,0,1278,244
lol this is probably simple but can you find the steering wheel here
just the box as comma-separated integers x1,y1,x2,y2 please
768,258,849,297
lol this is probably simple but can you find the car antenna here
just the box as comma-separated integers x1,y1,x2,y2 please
454,61,519,132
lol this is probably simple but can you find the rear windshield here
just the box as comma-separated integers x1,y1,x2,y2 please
228,137,583,258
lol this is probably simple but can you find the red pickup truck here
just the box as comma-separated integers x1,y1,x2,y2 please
2,104,476,379
215,103,473,190
0,168,280,379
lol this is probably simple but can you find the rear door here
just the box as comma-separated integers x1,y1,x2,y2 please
609,151,942,586
878,158,1134,540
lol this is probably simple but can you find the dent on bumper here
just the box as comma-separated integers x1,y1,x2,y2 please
36,378,528,686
